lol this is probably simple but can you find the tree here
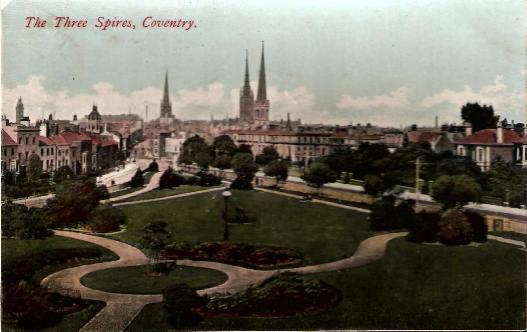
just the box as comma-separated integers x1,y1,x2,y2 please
141,221,172,262
301,162,337,193
163,283,205,328
26,154,42,183
194,152,213,169
464,210,487,243
146,159,159,173
52,166,73,183
2,202,52,239
263,159,289,185
432,175,481,209
231,152,257,190
211,135,237,157
88,205,127,233
461,102,499,132
367,196,417,231
2,170,15,185
483,159,527,207
318,148,355,175
159,167,186,189
214,155,232,169
130,169,145,188
437,209,474,245
363,174,387,196
46,179,103,227
235,144,253,155
178,135,210,165
255,146,280,166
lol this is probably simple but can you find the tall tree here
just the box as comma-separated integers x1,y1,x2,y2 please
255,146,280,166
263,159,289,185
26,154,42,182
431,175,481,209
461,102,499,132
231,152,257,190
178,135,210,165
211,135,237,157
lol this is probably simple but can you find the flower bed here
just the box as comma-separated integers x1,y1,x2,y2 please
162,242,303,269
195,275,341,318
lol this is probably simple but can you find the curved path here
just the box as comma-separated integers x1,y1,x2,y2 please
42,230,405,331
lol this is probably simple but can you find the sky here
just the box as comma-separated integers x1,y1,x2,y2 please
1,0,526,127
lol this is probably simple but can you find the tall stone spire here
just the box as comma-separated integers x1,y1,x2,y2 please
256,41,267,102
242,50,251,96
162,70,170,105
160,70,173,118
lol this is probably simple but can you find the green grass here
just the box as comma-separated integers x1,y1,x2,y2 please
81,265,227,294
114,190,372,265
109,172,156,198
1,236,111,269
116,185,219,202
127,239,525,330
2,301,105,332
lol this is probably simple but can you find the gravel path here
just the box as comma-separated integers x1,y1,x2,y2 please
41,230,405,331
112,186,227,207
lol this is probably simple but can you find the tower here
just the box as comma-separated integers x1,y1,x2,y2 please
253,41,270,127
16,97,24,123
239,50,254,124
160,70,173,119
87,104,102,133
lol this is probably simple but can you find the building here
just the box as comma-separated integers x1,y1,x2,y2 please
455,126,525,171
239,43,269,128
86,105,103,134
15,97,24,123
159,71,175,126
1,128,18,173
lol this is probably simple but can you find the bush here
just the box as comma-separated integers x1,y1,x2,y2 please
87,205,127,233
407,211,441,243
437,209,474,245
130,169,145,188
464,210,488,243
52,166,73,183
367,196,416,231
163,283,206,328
1,202,52,239
159,168,186,189
146,159,159,173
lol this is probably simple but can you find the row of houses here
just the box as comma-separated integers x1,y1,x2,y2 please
1,117,119,176
219,123,527,171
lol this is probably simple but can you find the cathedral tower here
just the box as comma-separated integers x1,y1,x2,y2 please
239,50,254,124
253,41,270,127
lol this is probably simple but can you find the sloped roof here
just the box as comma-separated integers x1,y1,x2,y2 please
49,131,92,145
456,129,523,145
2,129,17,145
37,136,54,145
406,131,443,144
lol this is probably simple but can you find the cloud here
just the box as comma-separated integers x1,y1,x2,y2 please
337,87,409,111
1,76,229,122
418,74,525,122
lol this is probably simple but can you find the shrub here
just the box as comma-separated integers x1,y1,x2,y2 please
146,159,159,173
159,168,187,189
407,211,441,243
163,283,206,328
52,166,73,183
437,208,474,245
464,210,488,243
367,196,416,231
1,202,52,239
130,169,145,188
87,205,127,233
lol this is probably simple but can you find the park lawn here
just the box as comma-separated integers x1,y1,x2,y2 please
1,236,115,269
127,239,525,331
2,300,105,332
81,265,227,294
116,185,221,202
114,189,373,265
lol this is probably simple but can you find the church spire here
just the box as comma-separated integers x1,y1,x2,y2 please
257,41,267,102
162,70,170,104
242,50,251,96
160,70,173,118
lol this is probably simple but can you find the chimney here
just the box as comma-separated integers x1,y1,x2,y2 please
435,115,438,129
496,125,503,143
464,122,472,136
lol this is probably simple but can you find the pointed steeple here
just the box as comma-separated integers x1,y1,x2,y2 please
242,50,251,96
162,70,170,104
257,41,267,102
160,70,173,118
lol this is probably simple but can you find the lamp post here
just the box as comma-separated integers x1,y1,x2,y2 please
222,189,232,241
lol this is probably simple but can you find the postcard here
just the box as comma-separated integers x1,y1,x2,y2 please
1,0,526,331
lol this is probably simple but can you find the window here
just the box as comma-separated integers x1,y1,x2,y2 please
47,148,50,155
25,137,28,144
32,137,35,144
41,148,44,155
18,138,21,144
3,149,6,156
51,148,54,154
11,148,14,155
